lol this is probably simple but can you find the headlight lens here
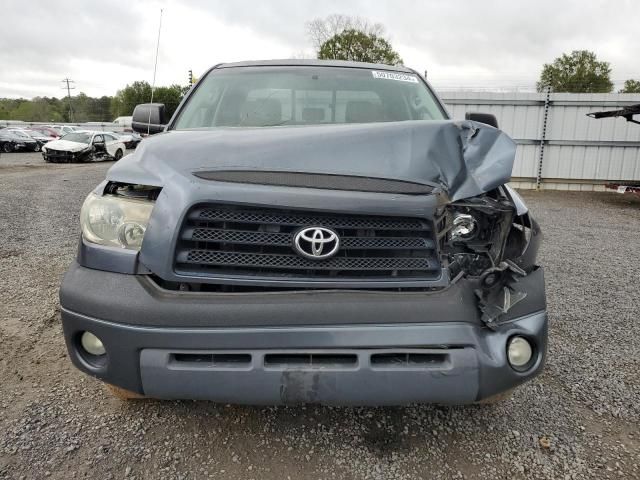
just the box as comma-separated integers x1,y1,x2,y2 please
450,213,477,240
80,192,154,250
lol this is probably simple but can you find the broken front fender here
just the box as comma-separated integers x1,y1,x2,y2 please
444,188,543,328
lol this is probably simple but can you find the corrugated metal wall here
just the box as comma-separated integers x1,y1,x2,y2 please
441,92,640,190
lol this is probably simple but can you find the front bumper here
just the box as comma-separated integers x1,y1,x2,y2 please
43,149,91,163
60,263,547,405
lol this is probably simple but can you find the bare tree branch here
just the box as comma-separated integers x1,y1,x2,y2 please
306,14,385,50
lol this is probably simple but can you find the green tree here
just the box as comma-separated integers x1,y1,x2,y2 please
111,81,153,118
0,100,12,119
318,28,403,65
72,92,91,121
537,50,613,93
0,80,188,123
152,84,187,118
619,79,640,93
110,81,186,119
9,100,42,121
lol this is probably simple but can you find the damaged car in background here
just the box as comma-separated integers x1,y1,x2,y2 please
42,131,125,163
5,127,56,148
59,60,546,406
0,128,42,152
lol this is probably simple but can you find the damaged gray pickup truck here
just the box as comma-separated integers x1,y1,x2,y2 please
60,60,546,405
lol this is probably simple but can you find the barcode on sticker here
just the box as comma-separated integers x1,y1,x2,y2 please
372,71,419,83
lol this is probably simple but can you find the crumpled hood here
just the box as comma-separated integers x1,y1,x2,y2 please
107,120,516,201
44,139,88,152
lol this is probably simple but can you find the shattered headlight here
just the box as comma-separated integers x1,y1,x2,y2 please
450,213,477,240
80,192,154,250
443,194,516,276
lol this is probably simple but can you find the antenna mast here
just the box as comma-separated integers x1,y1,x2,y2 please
148,8,163,134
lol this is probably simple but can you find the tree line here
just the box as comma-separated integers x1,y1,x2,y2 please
0,81,187,123
2,15,640,123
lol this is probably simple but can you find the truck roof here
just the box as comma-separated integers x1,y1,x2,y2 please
217,59,416,74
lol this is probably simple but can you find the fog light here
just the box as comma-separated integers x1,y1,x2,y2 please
80,331,106,356
507,336,533,369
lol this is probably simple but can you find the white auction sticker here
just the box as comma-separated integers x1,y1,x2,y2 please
371,71,419,83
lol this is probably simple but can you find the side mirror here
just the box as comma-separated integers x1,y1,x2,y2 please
132,103,166,134
465,112,499,129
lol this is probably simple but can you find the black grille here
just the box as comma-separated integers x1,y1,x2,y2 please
175,205,441,281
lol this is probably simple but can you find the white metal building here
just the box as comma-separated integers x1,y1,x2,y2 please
442,92,640,190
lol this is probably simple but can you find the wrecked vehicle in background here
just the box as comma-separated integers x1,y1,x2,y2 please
5,127,55,147
42,131,125,163
0,129,42,152
60,60,546,405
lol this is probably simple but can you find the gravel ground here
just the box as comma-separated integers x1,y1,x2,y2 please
0,151,639,479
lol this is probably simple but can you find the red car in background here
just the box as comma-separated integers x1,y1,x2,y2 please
30,126,60,139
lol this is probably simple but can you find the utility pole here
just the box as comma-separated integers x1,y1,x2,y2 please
61,78,75,122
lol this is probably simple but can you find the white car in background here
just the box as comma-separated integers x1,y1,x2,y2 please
113,116,133,129
42,131,126,163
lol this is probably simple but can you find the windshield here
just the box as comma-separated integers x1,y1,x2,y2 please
61,132,91,144
31,129,51,136
173,66,446,129
9,130,30,138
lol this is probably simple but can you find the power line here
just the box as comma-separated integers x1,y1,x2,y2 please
61,78,75,122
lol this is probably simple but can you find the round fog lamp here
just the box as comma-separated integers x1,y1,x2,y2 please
80,331,106,356
507,336,533,369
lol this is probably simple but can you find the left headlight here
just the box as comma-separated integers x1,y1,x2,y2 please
80,192,154,250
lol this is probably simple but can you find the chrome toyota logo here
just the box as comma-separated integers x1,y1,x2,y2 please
293,227,340,260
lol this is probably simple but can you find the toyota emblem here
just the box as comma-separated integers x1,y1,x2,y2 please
293,227,340,260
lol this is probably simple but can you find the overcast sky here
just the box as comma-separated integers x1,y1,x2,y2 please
2,0,640,98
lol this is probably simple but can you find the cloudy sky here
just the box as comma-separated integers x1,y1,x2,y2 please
1,0,639,98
